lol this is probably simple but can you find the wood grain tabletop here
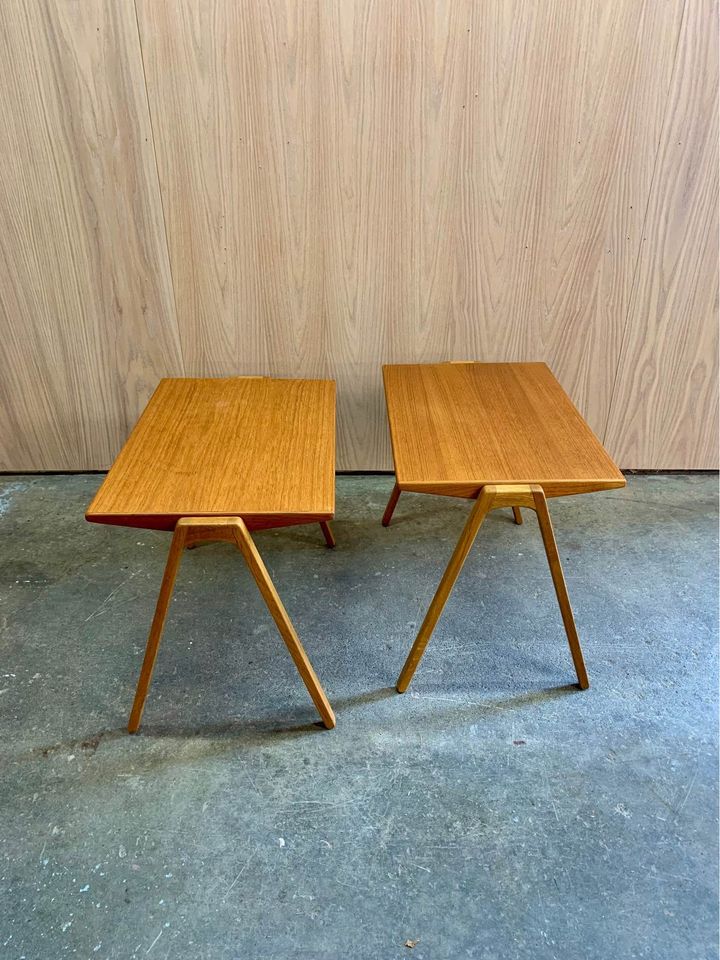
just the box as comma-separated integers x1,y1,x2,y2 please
86,377,335,531
383,362,625,499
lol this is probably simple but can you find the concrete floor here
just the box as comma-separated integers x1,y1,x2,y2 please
0,474,717,959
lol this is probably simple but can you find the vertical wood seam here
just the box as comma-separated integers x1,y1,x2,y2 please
131,0,185,376
602,0,688,448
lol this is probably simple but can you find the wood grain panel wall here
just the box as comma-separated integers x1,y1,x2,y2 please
1,0,717,470
605,0,719,468
0,0,183,470
318,0,684,464
134,1,326,381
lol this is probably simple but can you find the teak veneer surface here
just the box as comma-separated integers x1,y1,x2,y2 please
383,363,624,498
86,377,335,531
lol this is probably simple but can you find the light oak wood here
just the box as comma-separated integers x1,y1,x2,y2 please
86,378,335,531
384,363,625,498
604,0,719,468
2,0,716,471
134,0,326,382
396,484,589,692
319,0,684,465
453,0,685,448
129,0,707,472
129,517,335,732
0,0,182,471
512,508,523,526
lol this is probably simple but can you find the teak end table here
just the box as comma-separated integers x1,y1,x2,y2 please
86,376,337,732
381,361,625,692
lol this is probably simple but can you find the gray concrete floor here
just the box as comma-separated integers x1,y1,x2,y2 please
0,474,717,959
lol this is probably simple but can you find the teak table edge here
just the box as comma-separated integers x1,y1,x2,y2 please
85,511,334,533
384,477,625,500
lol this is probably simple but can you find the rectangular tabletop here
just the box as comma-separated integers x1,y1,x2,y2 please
86,377,335,531
383,362,624,498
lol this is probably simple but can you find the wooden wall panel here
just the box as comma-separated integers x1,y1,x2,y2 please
1,0,717,470
137,0,705,470
605,0,720,468
0,0,183,471
320,0,439,465
454,0,683,436
134,0,325,379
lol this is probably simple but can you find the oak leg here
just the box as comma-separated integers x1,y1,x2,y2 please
128,523,188,733
396,487,495,692
512,507,523,525
232,519,336,728
531,488,589,689
319,520,336,548
382,483,401,527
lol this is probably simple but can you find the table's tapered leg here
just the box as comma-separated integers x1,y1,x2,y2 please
382,483,401,527
128,523,188,733
319,520,336,548
232,519,336,728
512,507,523,525
531,488,589,689
129,516,335,733
396,487,495,692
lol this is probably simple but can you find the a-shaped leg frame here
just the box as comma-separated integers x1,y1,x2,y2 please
128,517,335,733
188,520,335,549
396,484,588,692
382,481,522,527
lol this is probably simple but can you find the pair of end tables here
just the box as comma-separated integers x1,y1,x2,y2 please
86,363,625,732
